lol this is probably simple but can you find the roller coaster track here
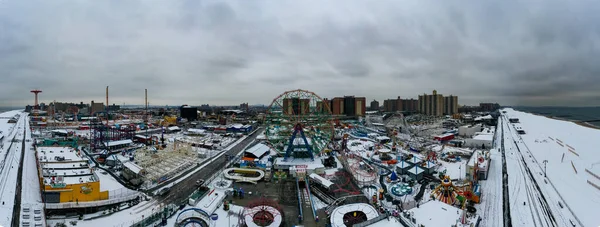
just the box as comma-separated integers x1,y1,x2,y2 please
325,195,369,215
223,168,265,184
309,184,335,204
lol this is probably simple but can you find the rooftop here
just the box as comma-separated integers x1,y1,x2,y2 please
406,165,425,175
408,200,468,226
245,143,271,158
123,162,144,175
104,139,133,147
274,157,324,169
37,147,87,163
44,175,97,185
472,133,494,141
467,150,489,169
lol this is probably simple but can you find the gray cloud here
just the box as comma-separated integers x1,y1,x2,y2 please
1,0,599,107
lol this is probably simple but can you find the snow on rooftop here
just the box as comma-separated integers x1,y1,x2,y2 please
376,136,390,140
245,143,270,158
378,148,391,153
47,175,97,185
51,129,68,134
135,134,151,139
395,160,412,169
406,155,423,163
229,123,244,129
408,200,467,226
407,165,425,175
438,159,467,180
43,161,89,169
123,162,144,174
309,173,334,188
467,150,489,169
475,115,493,121
274,157,324,169
104,139,133,147
222,109,244,114
187,128,206,134
43,168,92,177
38,146,87,162
347,139,375,152
95,169,132,194
473,133,494,141
366,218,403,226
197,189,227,214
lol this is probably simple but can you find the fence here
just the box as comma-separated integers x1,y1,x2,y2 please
325,195,370,215
129,204,179,227
353,213,389,227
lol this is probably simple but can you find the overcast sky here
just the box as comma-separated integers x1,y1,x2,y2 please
1,0,599,107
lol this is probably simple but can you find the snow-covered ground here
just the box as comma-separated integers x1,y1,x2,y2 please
367,217,404,226
404,200,479,227
475,129,503,227
502,108,596,227
437,159,467,181
20,114,46,227
0,110,27,227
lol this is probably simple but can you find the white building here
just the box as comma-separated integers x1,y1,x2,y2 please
466,149,490,180
458,124,482,137
464,133,493,149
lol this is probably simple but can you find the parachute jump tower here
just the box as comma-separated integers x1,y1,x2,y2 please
30,89,42,110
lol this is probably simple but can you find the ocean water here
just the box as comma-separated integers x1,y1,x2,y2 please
0,107,23,113
513,106,600,127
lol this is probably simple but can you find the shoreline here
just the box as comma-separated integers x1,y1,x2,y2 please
542,115,600,130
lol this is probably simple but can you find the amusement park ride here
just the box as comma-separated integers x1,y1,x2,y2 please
264,89,335,161
431,152,483,224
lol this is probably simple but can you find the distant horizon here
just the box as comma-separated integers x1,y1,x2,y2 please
2,104,600,109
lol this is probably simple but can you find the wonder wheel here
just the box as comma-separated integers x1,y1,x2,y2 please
265,89,334,160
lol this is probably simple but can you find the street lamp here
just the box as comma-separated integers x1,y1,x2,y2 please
543,160,548,177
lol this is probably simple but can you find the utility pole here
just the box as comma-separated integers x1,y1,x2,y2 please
543,160,548,177
106,86,109,126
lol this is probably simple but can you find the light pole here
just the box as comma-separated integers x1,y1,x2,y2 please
543,160,548,177
459,165,462,182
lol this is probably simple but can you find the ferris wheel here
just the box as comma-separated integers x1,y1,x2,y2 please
264,89,334,161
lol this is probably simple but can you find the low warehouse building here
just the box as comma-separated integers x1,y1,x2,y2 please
458,124,482,137
464,133,493,149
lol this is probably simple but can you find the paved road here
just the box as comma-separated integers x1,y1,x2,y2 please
157,127,265,206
